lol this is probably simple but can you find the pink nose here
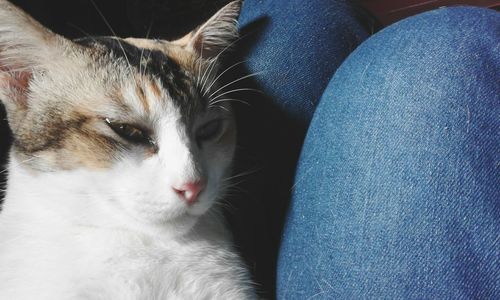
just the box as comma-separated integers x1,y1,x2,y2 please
173,181,205,204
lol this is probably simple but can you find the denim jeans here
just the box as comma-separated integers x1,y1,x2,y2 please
238,1,499,299
232,1,368,297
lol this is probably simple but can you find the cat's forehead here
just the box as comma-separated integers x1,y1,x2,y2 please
74,36,206,121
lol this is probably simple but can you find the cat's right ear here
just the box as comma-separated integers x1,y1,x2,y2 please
0,0,67,111
173,0,242,59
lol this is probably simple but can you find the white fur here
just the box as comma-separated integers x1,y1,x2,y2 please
0,72,253,300
0,92,254,298
0,151,255,299
0,88,256,298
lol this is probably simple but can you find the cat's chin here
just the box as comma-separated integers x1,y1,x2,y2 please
142,202,220,237
137,211,200,237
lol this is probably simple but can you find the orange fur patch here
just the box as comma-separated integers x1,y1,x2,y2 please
135,80,150,113
147,79,162,100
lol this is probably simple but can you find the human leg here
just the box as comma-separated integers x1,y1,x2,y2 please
278,7,499,299
238,0,369,121
227,0,369,297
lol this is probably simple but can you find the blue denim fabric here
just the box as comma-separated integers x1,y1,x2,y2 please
238,0,368,122
278,7,500,299
229,1,368,297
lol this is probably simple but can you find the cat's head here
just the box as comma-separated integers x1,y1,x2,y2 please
0,0,242,234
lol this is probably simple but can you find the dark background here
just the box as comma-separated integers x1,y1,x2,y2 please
9,0,232,39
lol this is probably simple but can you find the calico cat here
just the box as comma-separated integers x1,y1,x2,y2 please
0,0,256,298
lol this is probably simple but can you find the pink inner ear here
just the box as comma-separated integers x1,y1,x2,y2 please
0,62,32,107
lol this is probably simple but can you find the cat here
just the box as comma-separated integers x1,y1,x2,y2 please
0,0,257,298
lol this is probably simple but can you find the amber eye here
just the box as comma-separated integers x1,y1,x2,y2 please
197,119,223,142
105,118,153,145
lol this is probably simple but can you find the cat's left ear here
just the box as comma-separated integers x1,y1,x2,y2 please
174,0,242,59
0,0,69,111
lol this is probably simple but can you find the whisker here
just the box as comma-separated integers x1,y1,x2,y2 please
139,20,155,78
195,57,202,88
88,0,132,72
209,88,262,103
224,179,249,189
209,98,249,107
222,167,263,183
199,58,217,94
196,57,210,92
208,71,265,101
198,32,252,95
196,37,208,89
195,37,206,89
203,60,248,97
142,46,155,79
211,104,230,112
0,156,37,175
211,31,252,64
212,200,236,214
67,23,98,43
231,168,262,179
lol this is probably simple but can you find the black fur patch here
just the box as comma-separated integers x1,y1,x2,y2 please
75,37,204,121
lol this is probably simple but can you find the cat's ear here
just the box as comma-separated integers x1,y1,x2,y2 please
174,0,242,59
0,0,67,111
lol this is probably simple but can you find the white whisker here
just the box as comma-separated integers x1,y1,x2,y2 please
0,156,36,175
223,167,262,183
199,58,217,94
203,60,247,97
198,32,251,94
209,88,262,103
212,105,230,112
88,0,132,72
208,71,264,101
139,20,154,77
68,23,98,44
196,37,208,89
209,98,249,107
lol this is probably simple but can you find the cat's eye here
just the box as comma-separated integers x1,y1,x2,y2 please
105,118,154,146
197,119,223,142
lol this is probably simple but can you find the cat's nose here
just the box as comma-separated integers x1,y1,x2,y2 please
173,181,206,204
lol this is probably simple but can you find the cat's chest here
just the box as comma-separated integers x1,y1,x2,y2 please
0,215,250,299
73,230,240,299
75,239,180,299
